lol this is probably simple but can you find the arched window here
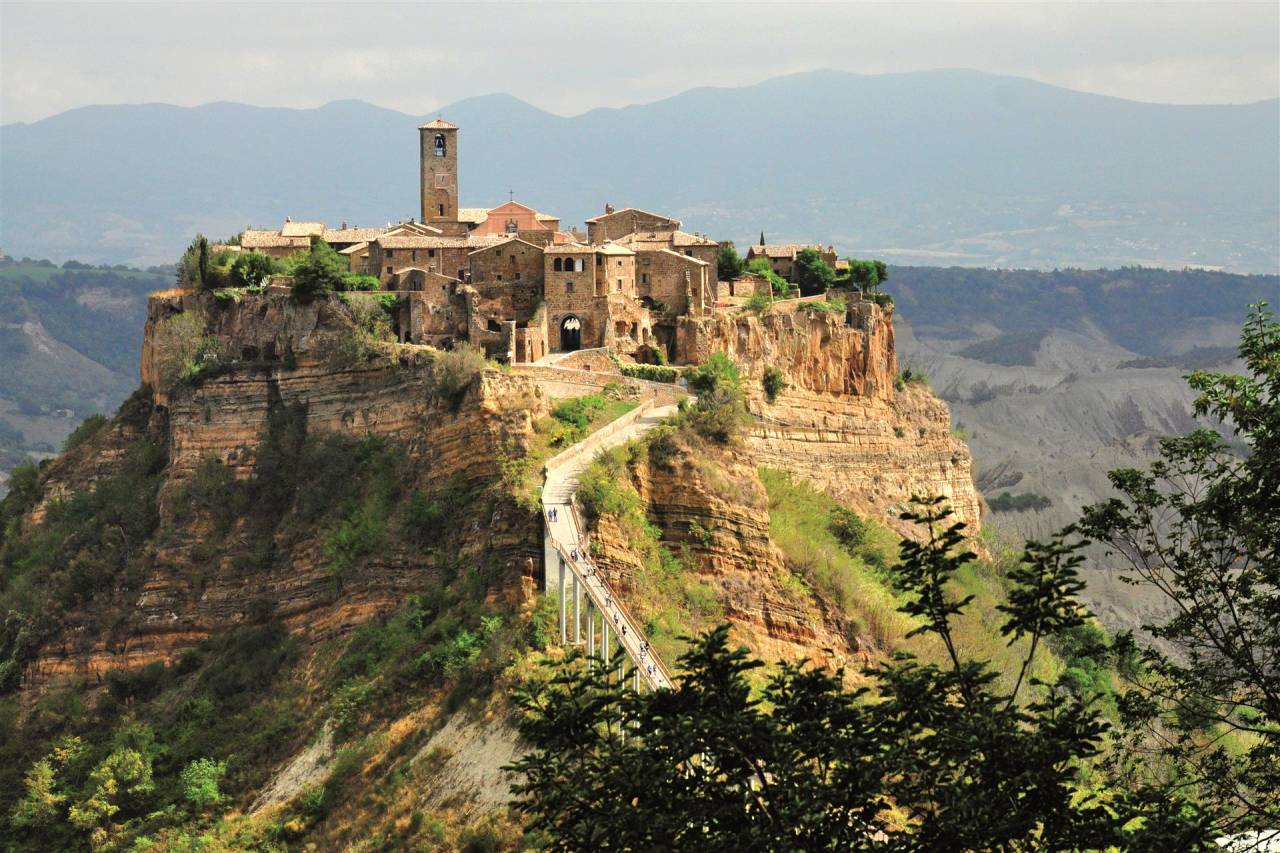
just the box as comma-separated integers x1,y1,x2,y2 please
554,258,563,272
434,133,446,157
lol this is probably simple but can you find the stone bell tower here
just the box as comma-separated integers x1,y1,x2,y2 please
419,118,458,223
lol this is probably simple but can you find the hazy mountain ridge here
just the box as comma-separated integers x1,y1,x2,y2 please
2,69,1276,270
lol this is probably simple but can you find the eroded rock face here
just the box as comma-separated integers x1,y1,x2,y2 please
676,301,897,401
677,302,980,534
748,386,981,536
588,440,862,670
25,293,549,685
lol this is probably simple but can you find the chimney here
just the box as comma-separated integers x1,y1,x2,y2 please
605,203,615,215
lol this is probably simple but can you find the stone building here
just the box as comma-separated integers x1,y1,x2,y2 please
240,116,843,366
746,243,839,282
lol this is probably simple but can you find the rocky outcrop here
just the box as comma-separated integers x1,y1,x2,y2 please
25,291,550,685
678,300,980,534
588,439,861,670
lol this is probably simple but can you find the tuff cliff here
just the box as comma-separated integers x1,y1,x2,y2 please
679,300,981,535
20,290,550,686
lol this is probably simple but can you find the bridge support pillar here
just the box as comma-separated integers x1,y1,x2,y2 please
602,621,611,680
572,575,581,644
558,557,567,645
587,602,596,667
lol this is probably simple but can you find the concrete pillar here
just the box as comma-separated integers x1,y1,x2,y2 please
587,603,596,667
603,622,611,678
558,558,567,645
572,575,581,644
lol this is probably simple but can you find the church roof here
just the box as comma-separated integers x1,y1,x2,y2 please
419,117,458,130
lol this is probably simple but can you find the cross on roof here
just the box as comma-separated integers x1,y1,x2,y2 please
508,189,515,202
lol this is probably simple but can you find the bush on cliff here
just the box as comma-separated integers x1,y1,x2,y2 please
229,252,278,288
761,365,786,403
433,343,487,405
290,238,348,301
746,258,789,297
682,352,748,444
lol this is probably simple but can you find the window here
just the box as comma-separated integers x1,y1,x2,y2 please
497,274,503,281
554,258,563,272
575,258,585,272
566,281,575,293
642,273,649,285
685,249,693,257
438,204,445,217
386,249,394,258
597,255,603,267
434,133,446,156
386,266,392,274
515,272,522,281
428,248,436,258
510,254,516,262
617,279,622,291
617,260,622,267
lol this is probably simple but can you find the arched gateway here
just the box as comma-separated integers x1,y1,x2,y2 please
560,315,582,352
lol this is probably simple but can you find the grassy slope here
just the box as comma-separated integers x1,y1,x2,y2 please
760,467,1064,692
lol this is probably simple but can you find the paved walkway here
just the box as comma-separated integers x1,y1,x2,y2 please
543,403,679,690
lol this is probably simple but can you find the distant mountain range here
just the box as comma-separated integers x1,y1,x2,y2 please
2,69,1277,271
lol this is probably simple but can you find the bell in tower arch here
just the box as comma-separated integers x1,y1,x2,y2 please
434,133,446,157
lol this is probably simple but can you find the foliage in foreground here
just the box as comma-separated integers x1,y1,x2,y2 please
1082,302,1279,837
511,499,1214,850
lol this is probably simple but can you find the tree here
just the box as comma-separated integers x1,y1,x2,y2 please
511,499,1212,849
717,243,744,281
794,248,836,296
229,251,277,287
847,258,882,294
759,231,765,246
181,758,227,809
290,237,347,301
176,234,209,289
1081,302,1279,836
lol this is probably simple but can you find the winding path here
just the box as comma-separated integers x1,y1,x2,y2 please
542,399,680,691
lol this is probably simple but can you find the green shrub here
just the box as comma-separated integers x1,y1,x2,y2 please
290,238,347,301
829,506,868,550
550,394,607,444
180,758,226,808
229,252,277,288
746,259,790,297
794,248,835,296
433,343,487,404
63,414,108,452
339,274,381,292
742,292,773,316
404,474,471,546
762,366,786,403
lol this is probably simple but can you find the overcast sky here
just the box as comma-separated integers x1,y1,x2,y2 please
2,1,1277,125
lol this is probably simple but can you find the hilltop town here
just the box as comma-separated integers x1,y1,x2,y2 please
224,118,846,365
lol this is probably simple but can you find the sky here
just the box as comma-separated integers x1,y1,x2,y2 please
1,1,1277,125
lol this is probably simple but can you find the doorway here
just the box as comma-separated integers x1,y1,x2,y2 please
560,315,582,351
